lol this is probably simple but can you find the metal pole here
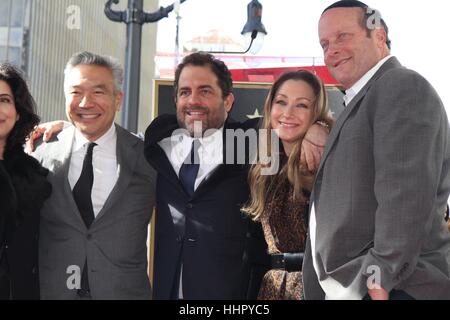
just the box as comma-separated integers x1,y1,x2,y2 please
104,0,189,132
174,0,181,67
175,13,181,67
122,0,143,133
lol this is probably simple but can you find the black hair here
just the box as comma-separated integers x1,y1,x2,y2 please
174,52,233,102
0,63,40,154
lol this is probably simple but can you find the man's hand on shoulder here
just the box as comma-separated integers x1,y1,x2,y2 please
26,120,66,153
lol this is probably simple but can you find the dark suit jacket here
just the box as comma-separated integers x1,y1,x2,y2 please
144,114,269,300
0,146,51,299
303,57,450,299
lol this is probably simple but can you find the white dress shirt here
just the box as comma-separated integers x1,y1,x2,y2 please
310,55,393,300
68,124,119,217
343,55,393,106
158,127,224,190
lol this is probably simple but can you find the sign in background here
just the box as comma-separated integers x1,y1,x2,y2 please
153,80,345,121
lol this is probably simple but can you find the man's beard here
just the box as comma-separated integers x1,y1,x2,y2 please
176,105,225,137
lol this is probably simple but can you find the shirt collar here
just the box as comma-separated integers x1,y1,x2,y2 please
73,123,116,152
198,126,223,150
173,126,224,148
166,126,224,164
344,55,393,106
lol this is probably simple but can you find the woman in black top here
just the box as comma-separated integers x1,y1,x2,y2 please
0,63,51,299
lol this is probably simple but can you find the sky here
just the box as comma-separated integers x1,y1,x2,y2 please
157,0,449,115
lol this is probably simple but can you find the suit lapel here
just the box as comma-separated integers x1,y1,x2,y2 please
149,140,230,199
193,120,249,199
193,164,226,197
52,127,75,179
310,57,401,207
144,115,191,195
315,57,402,178
144,115,253,199
94,125,138,222
314,86,368,176
53,127,89,230
147,142,186,195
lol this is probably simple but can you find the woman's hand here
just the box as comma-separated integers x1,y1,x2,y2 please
300,123,329,172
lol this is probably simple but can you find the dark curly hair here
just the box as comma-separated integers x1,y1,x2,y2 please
174,52,233,102
0,63,40,154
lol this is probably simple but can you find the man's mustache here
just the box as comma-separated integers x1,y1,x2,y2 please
182,106,209,113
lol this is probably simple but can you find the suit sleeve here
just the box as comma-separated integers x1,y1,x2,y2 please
359,69,449,292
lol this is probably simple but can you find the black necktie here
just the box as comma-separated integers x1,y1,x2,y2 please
72,142,96,296
179,140,200,197
73,142,96,228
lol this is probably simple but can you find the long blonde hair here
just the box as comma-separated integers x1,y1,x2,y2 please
243,70,331,221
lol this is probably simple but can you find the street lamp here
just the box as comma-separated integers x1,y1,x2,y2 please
104,0,188,132
241,0,267,55
209,0,267,55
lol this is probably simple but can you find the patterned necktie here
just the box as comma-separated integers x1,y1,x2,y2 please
72,142,96,296
179,140,200,197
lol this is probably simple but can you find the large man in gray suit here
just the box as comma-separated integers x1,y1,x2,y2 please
33,52,156,299
303,0,450,300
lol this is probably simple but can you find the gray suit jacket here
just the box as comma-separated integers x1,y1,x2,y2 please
303,57,450,299
33,124,156,299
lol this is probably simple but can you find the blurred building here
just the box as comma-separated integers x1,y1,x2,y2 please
1,0,158,133
0,0,28,67
183,29,243,53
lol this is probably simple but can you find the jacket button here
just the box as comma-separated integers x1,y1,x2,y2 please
32,267,37,274
87,234,92,240
186,203,193,209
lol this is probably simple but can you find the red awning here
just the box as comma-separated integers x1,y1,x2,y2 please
230,65,338,85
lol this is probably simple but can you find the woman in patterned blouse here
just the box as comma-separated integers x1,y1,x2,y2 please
243,70,333,300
